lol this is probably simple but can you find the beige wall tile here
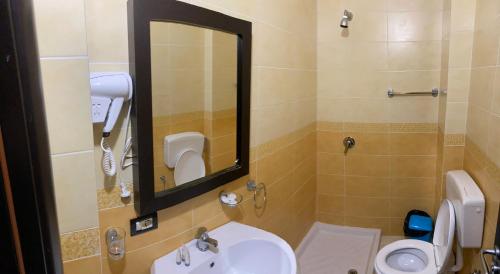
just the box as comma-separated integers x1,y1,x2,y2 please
389,98,439,123
466,105,490,152
346,99,391,123
317,153,345,175
391,155,437,177
317,131,345,153
40,58,94,154
388,41,442,70
318,69,389,100
345,176,390,197
473,0,500,31
448,31,474,68
318,212,345,225
442,145,464,172
317,174,345,196
318,42,388,70
346,155,390,177
388,11,443,42
387,0,443,12
487,115,500,167
390,177,435,198
85,0,128,64
63,256,101,274
390,198,434,218
390,133,437,155
444,102,468,134
446,69,471,102
345,197,391,218
33,0,87,57
345,216,391,235
449,0,476,32
389,217,405,235
317,194,345,215
471,26,500,67
52,152,99,233
469,67,496,110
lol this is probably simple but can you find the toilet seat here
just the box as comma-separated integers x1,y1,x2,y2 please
173,150,206,186
375,200,455,274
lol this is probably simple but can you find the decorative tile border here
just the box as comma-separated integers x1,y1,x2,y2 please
97,182,134,210
316,121,438,133
444,134,465,146
345,122,390,133
390,123,438,133
60,228,100,261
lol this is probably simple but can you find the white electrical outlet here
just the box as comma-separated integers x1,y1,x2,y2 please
91,97,111,123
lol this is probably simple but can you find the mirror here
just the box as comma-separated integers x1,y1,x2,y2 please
129,0,251,215
150,22,238,192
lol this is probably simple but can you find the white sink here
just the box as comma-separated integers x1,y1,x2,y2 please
151,222,297,274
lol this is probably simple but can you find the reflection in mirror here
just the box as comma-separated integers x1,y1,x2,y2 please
150,22,238,193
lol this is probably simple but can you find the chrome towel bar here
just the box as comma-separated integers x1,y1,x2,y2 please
387,88,439,98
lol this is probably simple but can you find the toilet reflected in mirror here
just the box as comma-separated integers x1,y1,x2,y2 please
163,132,206,188
149,22,238,193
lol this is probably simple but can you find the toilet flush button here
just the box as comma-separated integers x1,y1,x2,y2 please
476,207,482,213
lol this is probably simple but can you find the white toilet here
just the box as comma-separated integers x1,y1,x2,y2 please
375,170,485,274
164,132,206,186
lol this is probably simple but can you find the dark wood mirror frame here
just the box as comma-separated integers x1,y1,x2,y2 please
128,0,251,215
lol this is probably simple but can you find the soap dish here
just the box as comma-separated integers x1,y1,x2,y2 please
219,191,243,207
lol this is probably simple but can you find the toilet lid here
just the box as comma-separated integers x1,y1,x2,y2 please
432,199,455,269
174,150,206,186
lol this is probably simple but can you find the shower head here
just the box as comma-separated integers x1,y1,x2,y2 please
340,9,353,28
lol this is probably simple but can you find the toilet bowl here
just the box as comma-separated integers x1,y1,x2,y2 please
375,170,485,274
375,200,454,274
173,149,205,185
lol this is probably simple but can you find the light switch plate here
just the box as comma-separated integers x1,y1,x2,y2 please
130,212,158,236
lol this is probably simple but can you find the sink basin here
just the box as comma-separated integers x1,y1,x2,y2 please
151,222,297,274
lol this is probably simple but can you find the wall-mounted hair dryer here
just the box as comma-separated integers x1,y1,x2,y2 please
90,72,133,182
90,72,133,137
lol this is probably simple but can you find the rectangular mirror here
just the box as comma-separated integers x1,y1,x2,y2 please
150,22,238,192
129,0,251,215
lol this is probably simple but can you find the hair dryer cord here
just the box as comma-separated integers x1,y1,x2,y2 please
101,137,116,176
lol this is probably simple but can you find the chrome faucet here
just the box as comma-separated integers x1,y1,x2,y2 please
195,227,218,253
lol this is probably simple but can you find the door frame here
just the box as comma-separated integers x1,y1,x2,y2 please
0,0,63,273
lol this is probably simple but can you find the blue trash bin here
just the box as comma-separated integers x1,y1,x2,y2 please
404,210,433,243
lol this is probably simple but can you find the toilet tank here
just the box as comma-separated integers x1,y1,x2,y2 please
446,170,485,248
